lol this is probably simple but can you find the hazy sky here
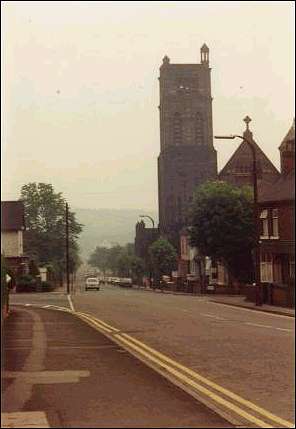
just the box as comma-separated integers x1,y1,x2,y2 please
1,1,294,210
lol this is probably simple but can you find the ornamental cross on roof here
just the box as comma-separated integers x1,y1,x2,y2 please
243,115,252,130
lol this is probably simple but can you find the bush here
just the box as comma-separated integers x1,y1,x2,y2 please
16,274,36,293
41,281,54,292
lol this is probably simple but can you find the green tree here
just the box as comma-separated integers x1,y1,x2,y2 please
115,252,132,277
125,243,135,256
28,259,40,278
107,245,124,274
130,256,145,284
20,183,83,283
148,238,177,286
88,246,110,274
188,180,255,282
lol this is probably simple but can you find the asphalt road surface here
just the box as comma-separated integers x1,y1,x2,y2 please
9,283,295,428
3,306,232,428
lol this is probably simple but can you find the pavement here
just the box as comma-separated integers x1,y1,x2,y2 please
209,295,295,317
128,284,295,317
1,305,233,428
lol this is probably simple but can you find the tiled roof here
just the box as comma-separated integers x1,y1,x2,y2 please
218,139,280,177
1,201,25,231
279,119,295,150
258,170,295,203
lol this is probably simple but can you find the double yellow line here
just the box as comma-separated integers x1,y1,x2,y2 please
75,311,294,429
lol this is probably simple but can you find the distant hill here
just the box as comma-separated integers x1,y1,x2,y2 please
74,208,158,261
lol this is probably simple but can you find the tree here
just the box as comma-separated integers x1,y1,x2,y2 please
130,256,145,284
88,246,110,274
188,180,255,282
148,238,177,286
20,183,83,283
88,243,145,282
28,259,40,278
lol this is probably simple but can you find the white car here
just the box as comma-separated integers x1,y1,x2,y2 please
85,277,100,291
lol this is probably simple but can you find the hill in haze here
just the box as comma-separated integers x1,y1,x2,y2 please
74,208,158,261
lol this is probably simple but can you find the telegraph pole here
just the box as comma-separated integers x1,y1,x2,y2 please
214,116,262,306
65,202,70,295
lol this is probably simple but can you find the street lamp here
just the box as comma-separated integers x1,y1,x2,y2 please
65,202,70,295
214,115,262,306
139,215,155,229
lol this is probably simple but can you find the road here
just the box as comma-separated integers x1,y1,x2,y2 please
3,306,231,428
10,283,295,428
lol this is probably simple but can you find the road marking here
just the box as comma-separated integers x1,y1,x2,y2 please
117,334,273,428
67,294,75,312
201,312,293,333
208,301,294,319
75,311,294,428
201,313,226,320
245,323,292,332
246,322,274,329
77,312,116,334
275,327,292,332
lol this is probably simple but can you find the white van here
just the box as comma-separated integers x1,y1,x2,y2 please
85,277,100,291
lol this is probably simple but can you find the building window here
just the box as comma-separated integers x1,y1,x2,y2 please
173,113,182,145
195,113,204,145
260,209,269,239
260,252,273,283
271,209,279,238
273,256,282,283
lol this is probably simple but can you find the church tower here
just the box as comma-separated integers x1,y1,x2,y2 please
158,44,217,248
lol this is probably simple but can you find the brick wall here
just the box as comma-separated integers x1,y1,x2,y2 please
279,204,294,241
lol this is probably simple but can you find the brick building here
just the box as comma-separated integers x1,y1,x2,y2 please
257,119,295,307
1,201,29,279
134,220,159,280
135,220,159,260
157,44,217,249
218,117,280,189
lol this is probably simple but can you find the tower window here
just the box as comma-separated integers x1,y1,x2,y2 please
173,113,182,146
195,113,204,144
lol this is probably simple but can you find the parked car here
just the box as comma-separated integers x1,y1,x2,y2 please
85,277,100,291
119,278,133,287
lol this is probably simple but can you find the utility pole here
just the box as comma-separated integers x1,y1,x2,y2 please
214,116,262,306
65,202,70,295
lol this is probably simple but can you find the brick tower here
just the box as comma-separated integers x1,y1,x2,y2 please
158,44,217,248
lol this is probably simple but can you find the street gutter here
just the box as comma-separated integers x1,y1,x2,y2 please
210,300,295,318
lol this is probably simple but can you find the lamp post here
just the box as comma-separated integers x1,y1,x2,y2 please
139,215,155,229
65,202,70,295
139,215,156,289
214,115,262,306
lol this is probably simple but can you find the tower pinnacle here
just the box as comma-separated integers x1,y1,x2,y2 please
200,43,209,65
